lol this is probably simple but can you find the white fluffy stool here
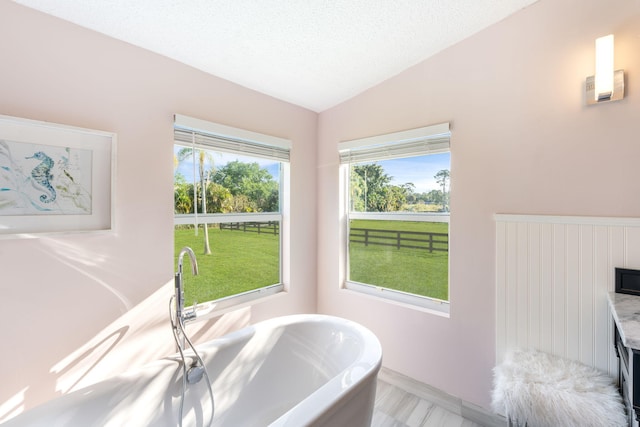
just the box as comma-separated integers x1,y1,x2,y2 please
491,349,626,427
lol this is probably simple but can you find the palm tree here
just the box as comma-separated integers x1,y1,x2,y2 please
176,147,213,255
434,169,450,212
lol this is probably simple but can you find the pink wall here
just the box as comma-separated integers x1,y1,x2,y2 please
3,0,640,419
317,0,640,409
0,2,317,420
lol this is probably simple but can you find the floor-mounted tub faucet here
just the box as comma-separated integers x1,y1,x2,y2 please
171,246,214,426
175,246,198,327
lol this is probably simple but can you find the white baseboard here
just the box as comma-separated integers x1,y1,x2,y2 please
377,367,506,427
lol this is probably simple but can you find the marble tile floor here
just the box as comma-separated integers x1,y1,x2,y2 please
372,378,484,427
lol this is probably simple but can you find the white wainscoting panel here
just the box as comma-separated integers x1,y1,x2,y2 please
495,214,640,375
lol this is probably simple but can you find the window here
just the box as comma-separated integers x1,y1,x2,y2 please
339,123,451,313
173,115,290,312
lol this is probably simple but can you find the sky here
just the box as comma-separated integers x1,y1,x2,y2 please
174,146,280,182
174,146,450,194
369,152,450,193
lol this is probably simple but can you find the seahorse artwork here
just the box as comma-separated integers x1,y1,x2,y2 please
0,140,16,203
0,138,94,216
26,151,56,203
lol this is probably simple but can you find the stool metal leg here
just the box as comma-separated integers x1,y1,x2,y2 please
507,416,527,427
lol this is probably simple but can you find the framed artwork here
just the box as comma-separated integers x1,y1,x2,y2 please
0,114,116,237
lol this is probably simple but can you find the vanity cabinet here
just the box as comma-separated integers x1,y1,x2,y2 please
609,292,640,427
614,322,639,426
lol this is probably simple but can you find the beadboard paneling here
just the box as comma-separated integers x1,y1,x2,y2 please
495,215,640,375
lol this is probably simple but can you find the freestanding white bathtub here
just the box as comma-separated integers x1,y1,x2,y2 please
4,314,382,427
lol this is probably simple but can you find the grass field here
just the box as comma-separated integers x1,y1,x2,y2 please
174,225,279,305
174,219,449,305
349,219,449,301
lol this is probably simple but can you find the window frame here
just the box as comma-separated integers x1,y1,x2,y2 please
173,115,290,315
339,123,451,315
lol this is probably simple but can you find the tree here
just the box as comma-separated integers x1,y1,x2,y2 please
176,147,214,255
351,164,392,212
349,171,366,211
434,169,450,212
203,182,232,214
423,189,442,205
212,161,278,212
174,173,193,214
381,185,407,211
401,182,416,203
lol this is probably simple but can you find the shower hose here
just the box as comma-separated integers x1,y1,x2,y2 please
169,296,215,427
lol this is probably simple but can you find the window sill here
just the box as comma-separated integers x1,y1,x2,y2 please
343,281,450,317
185,283,285,321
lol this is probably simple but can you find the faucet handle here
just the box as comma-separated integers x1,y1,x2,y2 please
184,301,198,323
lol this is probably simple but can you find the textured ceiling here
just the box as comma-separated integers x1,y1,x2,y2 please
13,0,538,112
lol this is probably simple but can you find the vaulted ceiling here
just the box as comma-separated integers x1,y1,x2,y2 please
13,0,538,112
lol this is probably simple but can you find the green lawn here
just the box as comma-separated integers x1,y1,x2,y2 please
174,225,279,305
174,219,449,305
349,219,449,301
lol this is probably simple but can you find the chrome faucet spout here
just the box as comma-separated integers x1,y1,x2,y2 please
178,246,199,276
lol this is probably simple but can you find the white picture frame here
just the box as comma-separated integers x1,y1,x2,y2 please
0,114,116,237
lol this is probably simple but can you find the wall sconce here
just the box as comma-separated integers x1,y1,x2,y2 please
586,34,624,105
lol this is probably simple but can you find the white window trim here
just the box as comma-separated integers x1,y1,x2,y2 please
174,212,282,226
173,115,290,314
339,122,449,163
175,114,291,152
339,123,451,315
344,281,450,316
349,212,450,222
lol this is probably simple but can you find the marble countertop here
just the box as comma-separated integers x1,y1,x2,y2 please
608,292,640,350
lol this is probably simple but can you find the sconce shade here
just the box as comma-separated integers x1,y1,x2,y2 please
586,34,624,105
595,34,614,101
